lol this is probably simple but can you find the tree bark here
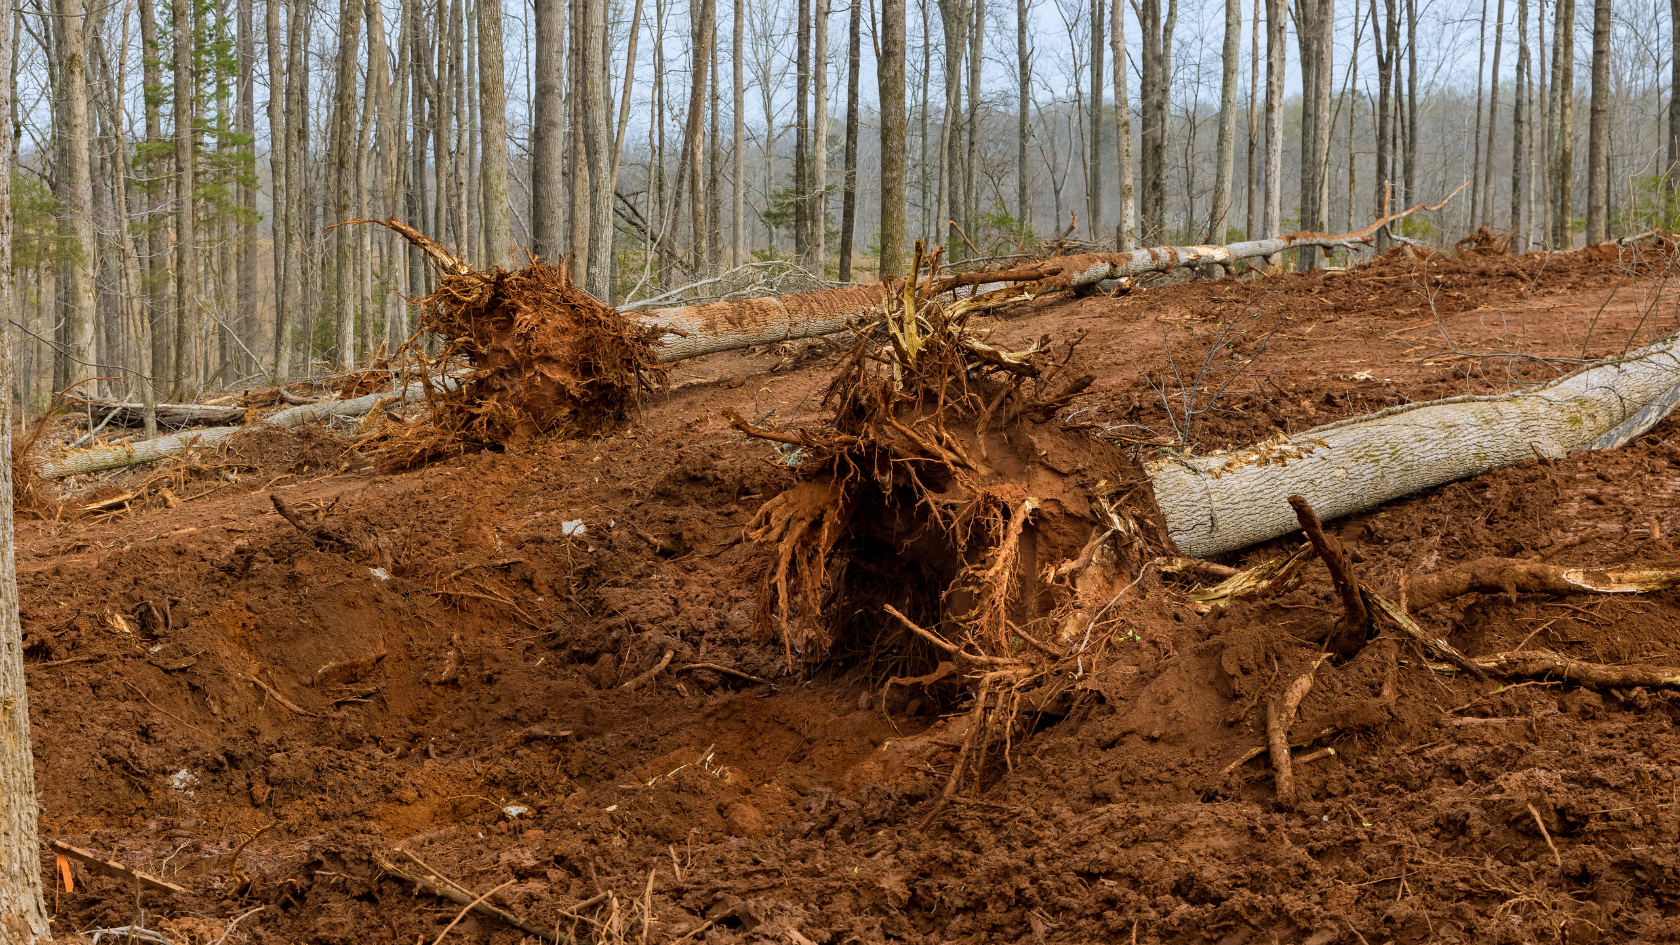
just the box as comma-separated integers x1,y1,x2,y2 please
1112,0,1135,249
733,0,747,267
1482,0,1505,226
839,0,861,281
1584,0,1609,243
813,0,829,272
1262,0,1284,243
172,0,195,395
1151,332,1680,556
795,0,810,259
532,0,564,260
1140,0,1176,243
479,0,510,266
1511,0,1528,246
1018,0,1030,235
1212,0,1240,242
877,0,907,279
266,0,291,379
333,0,364,368
1087,0,1103,241
56,0,96,390
1245,0,1259,239
2,0,54,927
1550,0,1573,249
1670,0,1680,189
1293,0,1334,268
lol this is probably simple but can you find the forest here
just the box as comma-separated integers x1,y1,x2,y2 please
10,0,1679,406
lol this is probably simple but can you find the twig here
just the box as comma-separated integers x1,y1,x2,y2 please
378,852,575,943
1266,655,1329,808
211,906,266,945
433,879,517,945
1527,802,1563,868
882,605,1014,666
240,674,319,717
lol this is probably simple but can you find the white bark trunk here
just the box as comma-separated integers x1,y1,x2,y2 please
1150,334,1680,556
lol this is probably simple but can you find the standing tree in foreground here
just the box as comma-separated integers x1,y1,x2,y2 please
0,0,51,930
1112,0,1135,248
479,0,510,267
877,0,907,279
838,0,861,280
1211,0,1240,241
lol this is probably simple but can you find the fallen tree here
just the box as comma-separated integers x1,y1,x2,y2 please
67,398,248,427
1148,328,1680,557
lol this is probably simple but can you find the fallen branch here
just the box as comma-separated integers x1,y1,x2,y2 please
620,649,675,691
376,851,589,944
69,398,248,428
49,840,185,895
39,382,431,480
1457,650,1680,688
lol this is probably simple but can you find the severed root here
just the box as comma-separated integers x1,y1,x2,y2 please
1266,655,1329,808
1288,495,1371,657
1405,559,1680,611
1449,650,1680,688
1183,544,1313,612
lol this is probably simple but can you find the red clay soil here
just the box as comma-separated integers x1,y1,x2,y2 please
22,244,1680,944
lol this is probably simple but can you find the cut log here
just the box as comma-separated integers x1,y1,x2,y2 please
69,398,248,427
1148,328,1680,557
39,383,430,480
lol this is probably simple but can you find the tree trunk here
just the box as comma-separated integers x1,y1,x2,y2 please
1087,0,1102,241
1511,0,1528,246
333,0,364,369
1151,329,1680,556
1404,0,1417,204
57,0,95,390
1292,0,1333,268
1482,0,1505,225
1584,0,1608,243
1669,0,1680,189
267,0,291,379
812,0,829,272
1212,0,1240,242
0,15,49,925
733,0,746,267
533,0,564,260
963,0,982,242
285,0,309,372
236,0,258,378
1551,0,1573,248
172,0,195,395
795,0,810,259
1471,0,1488,226
479,0,509,266
1245,0,1259,239
1262,0,1284,243
936,0,963,256
1113,0,1136,249
1018,0,1030,235
838,0,861,281
877,0,907,279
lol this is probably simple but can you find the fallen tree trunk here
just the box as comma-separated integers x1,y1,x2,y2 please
1149,328,1680,557
39,384,428,480
68,398,248,427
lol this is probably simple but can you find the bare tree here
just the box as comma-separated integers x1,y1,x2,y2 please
172,0,196,394
1019,0,1032,231
1480,0,1505,225
1212,0,1240,241
332,0,364,368
532,0,565,260
734,0,747,265
480,0,509,266
1263,0,1284,241
878,0,907,278
1087,0,1102,239
1511,0,1528,244
56,0,95,388
839,0,862,279
1584,0,1608,241
1139,0,1176,242
1293,0,1333,267
813,0,829,270
1549,0,1574,247
1670,0,1680,188
1112,0,1135,247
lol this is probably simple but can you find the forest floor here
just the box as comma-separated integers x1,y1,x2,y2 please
21,242,1680,944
